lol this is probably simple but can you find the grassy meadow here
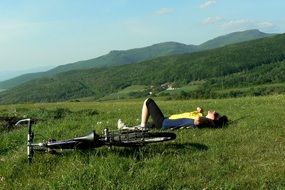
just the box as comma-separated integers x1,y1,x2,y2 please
0,95,284,189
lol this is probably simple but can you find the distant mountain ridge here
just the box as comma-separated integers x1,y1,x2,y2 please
1,31,284,104
0,29,276,89
198,29,275,49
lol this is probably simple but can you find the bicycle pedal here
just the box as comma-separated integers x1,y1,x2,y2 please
48,138,56,142
47,148,57,154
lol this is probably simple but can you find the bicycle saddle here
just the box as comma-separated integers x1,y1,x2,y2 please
73,130,99,142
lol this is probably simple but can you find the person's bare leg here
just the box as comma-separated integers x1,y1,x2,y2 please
140,98,150,127
118,98,150,130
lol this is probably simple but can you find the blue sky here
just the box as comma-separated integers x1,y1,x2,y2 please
0,0,284,80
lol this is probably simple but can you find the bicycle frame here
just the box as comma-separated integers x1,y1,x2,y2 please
16,118,176,164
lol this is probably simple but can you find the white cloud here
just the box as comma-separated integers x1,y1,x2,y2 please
222,19,253,30
200,0,217,9
256,21,274,29
222,19,277,31
155,8,174,15
203,16,223,24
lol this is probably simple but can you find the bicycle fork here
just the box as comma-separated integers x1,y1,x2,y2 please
16,118,34,164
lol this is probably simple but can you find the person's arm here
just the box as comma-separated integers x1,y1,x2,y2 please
194,117,215,127
196,107,203,113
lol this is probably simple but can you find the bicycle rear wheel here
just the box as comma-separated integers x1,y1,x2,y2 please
110,131,176,146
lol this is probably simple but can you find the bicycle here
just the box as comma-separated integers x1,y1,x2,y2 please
15,118,176,163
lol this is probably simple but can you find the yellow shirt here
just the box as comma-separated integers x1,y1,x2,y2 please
169,111,203,120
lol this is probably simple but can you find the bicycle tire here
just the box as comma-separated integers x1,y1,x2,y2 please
110,131,176,146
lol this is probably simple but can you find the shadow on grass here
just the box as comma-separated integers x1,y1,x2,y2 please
0,148,10,155
228,115,250,127
26,142,209,163
168,142,208,151
105,142,209,160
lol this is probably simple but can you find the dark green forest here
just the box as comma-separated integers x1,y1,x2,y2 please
0,33,285,103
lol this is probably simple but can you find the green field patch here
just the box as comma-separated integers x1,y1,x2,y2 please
216,82,285,93
213,82,285,97
117,85,147,94
158,84,201,96
100,85,148,100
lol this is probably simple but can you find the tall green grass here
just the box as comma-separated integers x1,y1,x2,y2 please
0,95,284,189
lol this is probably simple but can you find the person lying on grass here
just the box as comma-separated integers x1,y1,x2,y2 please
118,98,228,130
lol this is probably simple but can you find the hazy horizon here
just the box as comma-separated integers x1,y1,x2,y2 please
0,65,56,82
1,0,284,80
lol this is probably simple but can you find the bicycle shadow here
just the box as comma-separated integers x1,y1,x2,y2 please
167,142,208,151
112,142,209,160
33,141,209,163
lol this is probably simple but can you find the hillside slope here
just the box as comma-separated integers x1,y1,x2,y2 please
0,33,284,103
0,29,274,89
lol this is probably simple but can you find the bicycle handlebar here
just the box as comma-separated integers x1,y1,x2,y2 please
16,118,32,134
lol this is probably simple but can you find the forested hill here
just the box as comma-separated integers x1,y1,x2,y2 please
0,32,284,104
0,29,274,89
